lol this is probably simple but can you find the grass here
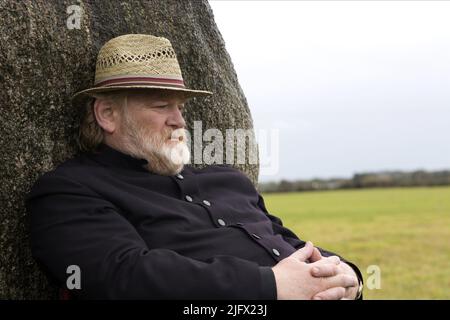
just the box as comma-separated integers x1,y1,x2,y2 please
261,186,450,299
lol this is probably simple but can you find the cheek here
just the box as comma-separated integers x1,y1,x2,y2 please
141,113,168,131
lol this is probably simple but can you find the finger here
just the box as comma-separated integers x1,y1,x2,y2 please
290,241,314,262
310,264,338,278
311,256,341,267
309,247,322,262
325,274,358,289
324,255,341,265
312,287,346,300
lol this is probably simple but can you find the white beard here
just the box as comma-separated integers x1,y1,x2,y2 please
161,129,191,167
120,114,190,175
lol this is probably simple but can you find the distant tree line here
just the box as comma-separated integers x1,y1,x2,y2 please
258,170,450,193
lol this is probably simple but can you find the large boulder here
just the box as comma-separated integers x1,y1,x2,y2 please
0,0,258,299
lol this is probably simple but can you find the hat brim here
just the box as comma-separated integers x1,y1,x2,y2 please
72,85,212,104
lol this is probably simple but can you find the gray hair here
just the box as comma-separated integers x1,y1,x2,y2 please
77,91,128,152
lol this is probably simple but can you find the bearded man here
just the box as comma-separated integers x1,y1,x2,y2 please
26,34,363,300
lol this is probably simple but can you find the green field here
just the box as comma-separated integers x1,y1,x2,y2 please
262,186,450,299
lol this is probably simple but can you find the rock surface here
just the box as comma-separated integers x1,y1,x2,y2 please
0,0,258,298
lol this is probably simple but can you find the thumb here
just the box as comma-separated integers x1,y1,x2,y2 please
310,247,323,262
291,241,314,262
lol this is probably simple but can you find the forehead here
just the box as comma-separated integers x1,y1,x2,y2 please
127,90,188,104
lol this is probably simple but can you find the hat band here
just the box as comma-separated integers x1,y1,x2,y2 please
95,76,186,89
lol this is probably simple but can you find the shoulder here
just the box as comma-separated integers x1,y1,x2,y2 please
27,153,101,200
187,164,247,176
186,164,257,191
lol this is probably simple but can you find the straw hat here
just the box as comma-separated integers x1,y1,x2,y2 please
72,34,212,101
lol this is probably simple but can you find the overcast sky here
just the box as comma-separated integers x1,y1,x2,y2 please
209,1,450,182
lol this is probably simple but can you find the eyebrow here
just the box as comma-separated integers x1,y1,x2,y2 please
142,100,186,107
148,100,169,105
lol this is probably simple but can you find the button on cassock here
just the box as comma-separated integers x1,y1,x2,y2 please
202,200,211,206
217,219,226,226
185,195,193,202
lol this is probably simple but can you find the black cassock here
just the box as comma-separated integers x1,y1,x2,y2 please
26,144,362,299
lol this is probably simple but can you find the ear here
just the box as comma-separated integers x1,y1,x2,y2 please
93,98,120,134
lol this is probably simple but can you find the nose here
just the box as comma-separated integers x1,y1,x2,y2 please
166,107,186,129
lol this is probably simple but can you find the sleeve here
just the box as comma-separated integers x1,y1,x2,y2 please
256,193,364,298
26,173,274,300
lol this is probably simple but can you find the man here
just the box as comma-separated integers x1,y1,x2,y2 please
26,34,363,300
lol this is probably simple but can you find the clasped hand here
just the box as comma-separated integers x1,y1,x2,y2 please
272,241,359,300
